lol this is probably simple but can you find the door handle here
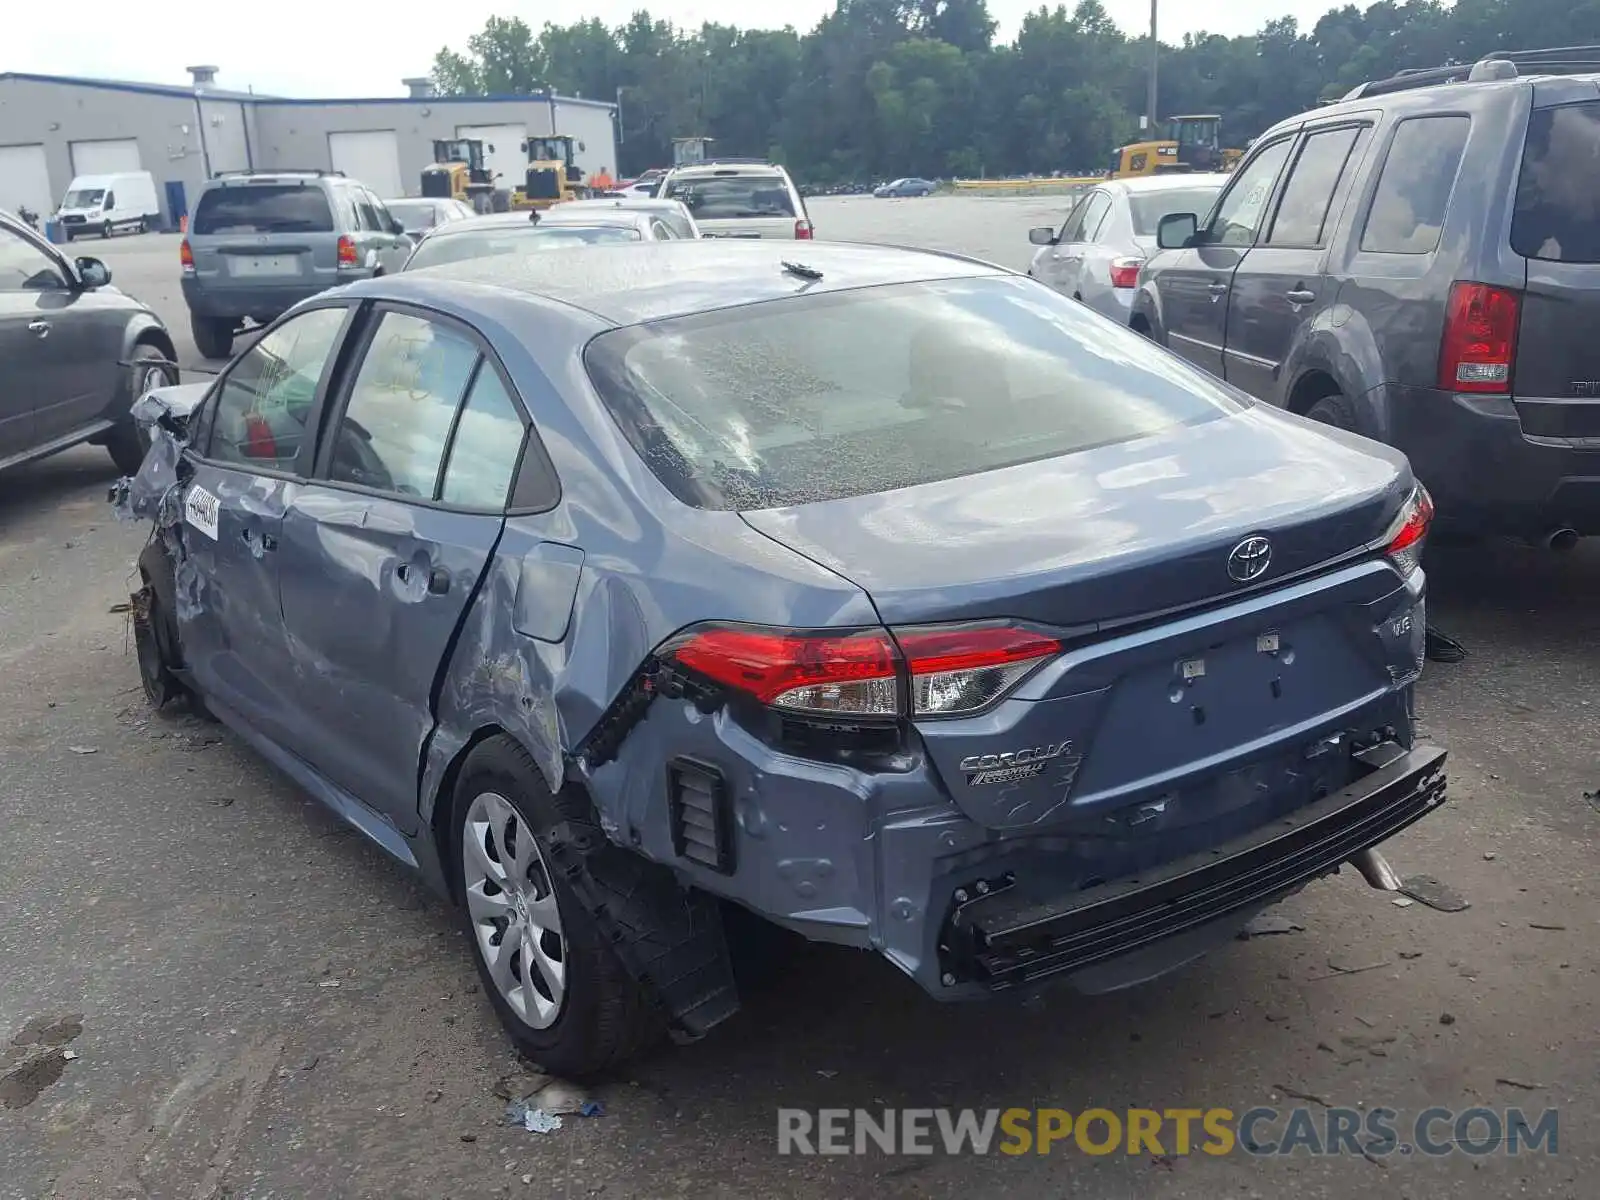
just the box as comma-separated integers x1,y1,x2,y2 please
1286,288,1317,305
1207,282,1229,294
238,527,277,551
27,320,50,338
397,561,450,594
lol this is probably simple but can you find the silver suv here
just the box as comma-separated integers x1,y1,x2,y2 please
181,170,412,359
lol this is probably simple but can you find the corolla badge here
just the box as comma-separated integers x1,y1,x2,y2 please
959,741,1074,787
1226,535,1273,583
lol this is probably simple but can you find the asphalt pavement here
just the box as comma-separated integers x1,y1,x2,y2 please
0,196,1594,1199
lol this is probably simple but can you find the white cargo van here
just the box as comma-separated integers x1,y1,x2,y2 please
56,171,161,240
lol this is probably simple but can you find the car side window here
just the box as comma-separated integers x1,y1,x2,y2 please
1057,194,1095,243
1267,125,1367,248
651,220,676,240
327,311,481,497
440,367,527,509
1360,116,1471,255
357,193,384,232
104,191,116,209
1209,137,1295,247
206,307,348,468
367,191,397,231
1076,192,1113,243
0,226,68,290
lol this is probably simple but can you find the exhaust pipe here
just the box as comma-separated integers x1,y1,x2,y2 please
1348,847,1404,891
1543,527,1580,552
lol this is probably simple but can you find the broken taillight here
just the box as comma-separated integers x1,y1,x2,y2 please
1439,281,1518,393
661,622,1061,718
1382,485,1434,579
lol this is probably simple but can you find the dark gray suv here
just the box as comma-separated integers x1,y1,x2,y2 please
1133,48,1600,545
181,170,412,360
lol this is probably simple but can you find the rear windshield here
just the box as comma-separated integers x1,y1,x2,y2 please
1129,188,1222,235
663,175,795,219
584,275,1242,511
192,184,334,235
1512,100,1600,263
404,224,641,270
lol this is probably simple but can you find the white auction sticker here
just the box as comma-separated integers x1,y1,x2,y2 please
184,486,220,541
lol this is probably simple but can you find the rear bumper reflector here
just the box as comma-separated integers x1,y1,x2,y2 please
940,743,1447,988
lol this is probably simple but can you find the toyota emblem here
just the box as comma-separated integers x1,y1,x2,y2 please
1226,536,1272,583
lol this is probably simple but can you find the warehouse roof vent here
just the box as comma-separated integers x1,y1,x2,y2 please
403,77,435,99
187,65,220,88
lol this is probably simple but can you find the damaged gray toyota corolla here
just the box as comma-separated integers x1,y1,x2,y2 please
114,241,1447,1076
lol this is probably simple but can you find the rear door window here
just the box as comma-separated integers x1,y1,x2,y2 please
1360,116,1470,254
192,185,335,235
327,311,480,497
1512,101,1600,262
1267,125,1367,247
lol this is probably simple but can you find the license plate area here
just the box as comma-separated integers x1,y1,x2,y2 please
228,254,298,277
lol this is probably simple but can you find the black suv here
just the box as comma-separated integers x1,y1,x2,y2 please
1,208,177,476
1133,48,1600,545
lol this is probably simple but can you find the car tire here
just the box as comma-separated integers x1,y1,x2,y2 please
102,220,113,239
133,583,184,710
107,346,174,475
1304,391,1359,433
453,735,662,1078
191,315,234,361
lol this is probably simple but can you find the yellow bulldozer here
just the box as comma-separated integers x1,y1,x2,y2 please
421,139,498,213
510,135,586,212
1109,115,1244,179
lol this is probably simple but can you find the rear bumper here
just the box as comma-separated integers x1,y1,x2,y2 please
1388,384,1600,535
938,742,1447,992
181,275,358,321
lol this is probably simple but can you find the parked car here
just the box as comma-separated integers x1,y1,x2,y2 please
0,208,176,474
618,168,666,198
660,162,813,239
181,170,412,361
385,197,476,239
401,210,680,272
1133,50,1600,544
56,171,161,240
1029,174,1228,322
874,177,936,197
545,197,701,238
122,240,1446,1076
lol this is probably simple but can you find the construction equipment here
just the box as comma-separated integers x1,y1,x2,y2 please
421,139,497,212
511,135,585,211
1108,115,1244,178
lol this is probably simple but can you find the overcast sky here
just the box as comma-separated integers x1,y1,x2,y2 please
9,1,1353,98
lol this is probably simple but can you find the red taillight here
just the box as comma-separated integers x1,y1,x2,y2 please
1383,486,1434,578
1109,256,1142,289
1439,282,1519,393
662,622,1060,717
179,239,194,273
794,219,813,240
336,234,359,268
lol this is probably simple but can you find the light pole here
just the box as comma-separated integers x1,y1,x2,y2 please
1146,0,1159,136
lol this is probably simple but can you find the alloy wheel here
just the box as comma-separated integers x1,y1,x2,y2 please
462,791,567,1029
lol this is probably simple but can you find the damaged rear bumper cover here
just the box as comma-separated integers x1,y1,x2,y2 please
939,743,1447,992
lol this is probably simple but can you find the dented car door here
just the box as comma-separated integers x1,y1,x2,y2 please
275,307,526,830
178,305,351,744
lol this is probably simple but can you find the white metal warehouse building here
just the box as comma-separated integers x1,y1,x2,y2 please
0,67,618,228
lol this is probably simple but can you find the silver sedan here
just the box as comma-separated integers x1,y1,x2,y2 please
1027,174,1229,323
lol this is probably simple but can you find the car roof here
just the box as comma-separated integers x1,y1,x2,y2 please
669,162,787,178
388,240,1003,326
550,198,689,215
427,210,650,236
1113,173,1231,194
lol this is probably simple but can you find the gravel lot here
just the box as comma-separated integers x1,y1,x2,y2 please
0,196,1594,1199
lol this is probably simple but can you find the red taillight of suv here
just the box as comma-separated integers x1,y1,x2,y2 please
1439,281,1519,393
1109,256,1143,289
1383,485,1434,579
794,219,814,240
179,239,194,274
662,622,1060,718
336,234,359,268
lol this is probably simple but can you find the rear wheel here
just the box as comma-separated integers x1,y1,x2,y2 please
453,736,661,1077
1303,391,1359,433
191,314,234,361
107,347,173,475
